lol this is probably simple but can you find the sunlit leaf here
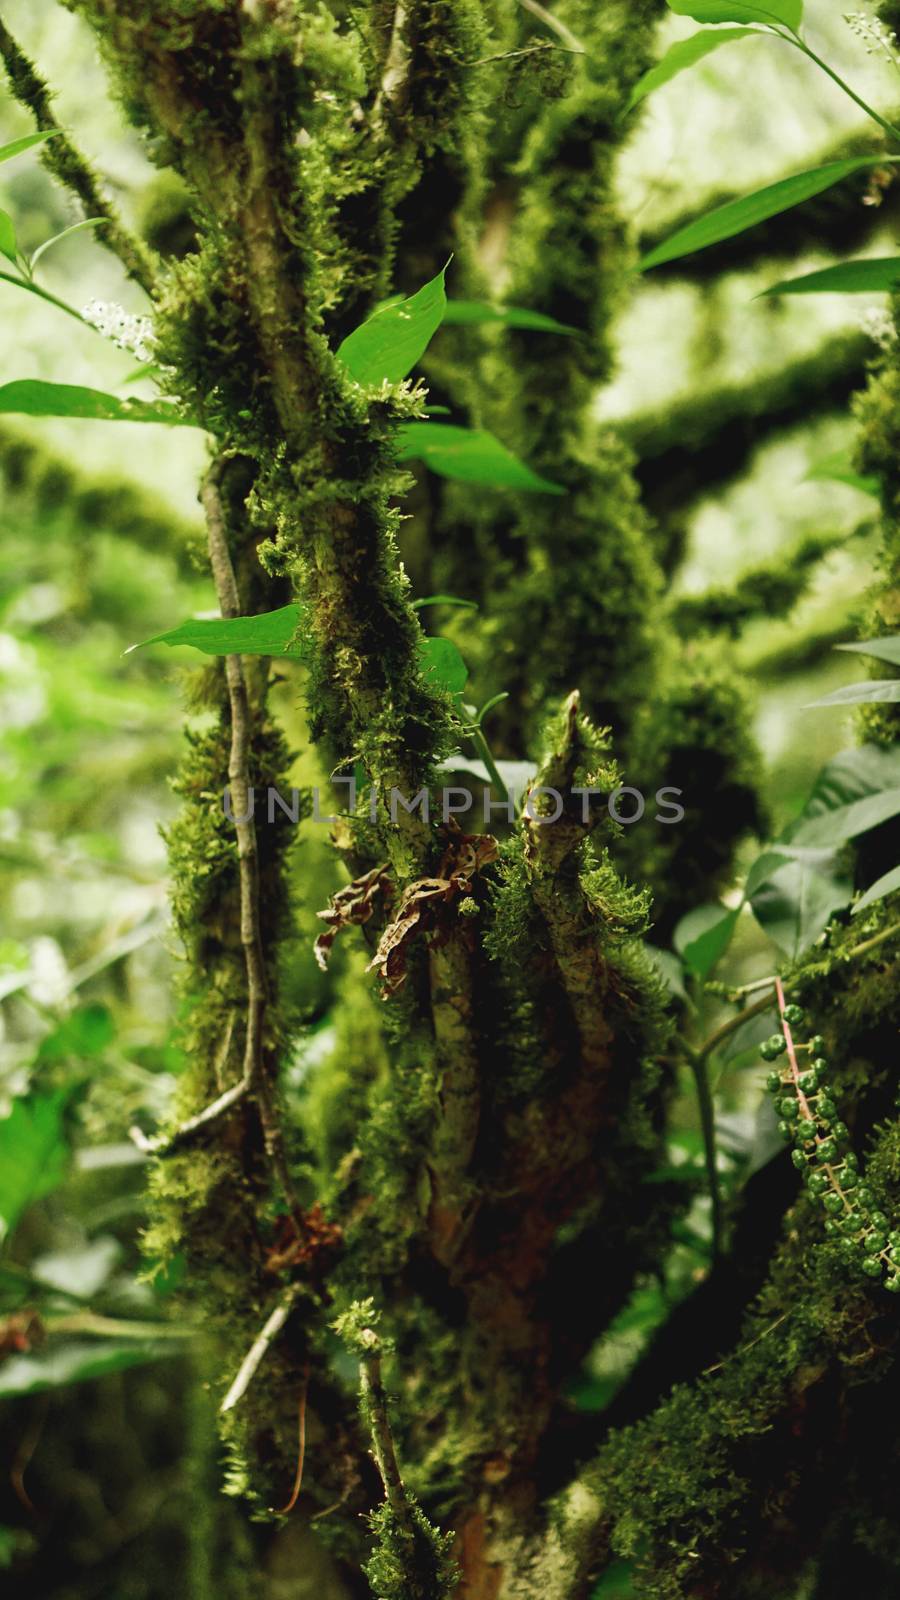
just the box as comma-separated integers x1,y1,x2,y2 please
0,379,193,425
804,680,900,709
667,0,801,24
396,422,564,493
806,449,879,497
762,256,900,297
30,217,106,272
0,129,60,166
0,209,17,265
337,264,448,385
626,28,758,115
640,157,900,272
442,300,578,334
837,635,900,667
0,1092,70,1244
129,603,305,658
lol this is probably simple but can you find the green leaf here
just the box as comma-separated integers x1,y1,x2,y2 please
0,129,60,166
411,594,478,611
761,256,900,297
441,300,578,334
38,1003,116,1062
336,265,448,385
419,635,468,696
837,635,900,667
30,217,106,272
748,848,852,959
0,1338,178,1398
130,603,305,658
626,28,758,115
396,423,565,493
0,1092,70,1244
0,379,193,425
639,157,900,272
804,680,900,709
667,0,801,24
854,863,900,915
0,209,17,266
806,449,879,497
674,903,740,979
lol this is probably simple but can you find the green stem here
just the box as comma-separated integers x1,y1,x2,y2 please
685,1043,723,1263
471,726,509,805
787,34,900,144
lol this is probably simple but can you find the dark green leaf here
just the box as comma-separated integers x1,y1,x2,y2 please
853,863,900,914
762,256,900,297
336,265,448,385
0,130,60,166
667,0,801,23
0,1338,178,1398
837,635,900,667
419,635,468,696
640,158,900,272
0,210,17,266
396,423,565,493
0,1092,70,1244
129,604,305,658
806,450,879,497
442,300,578,334
38,1003,115,1062
674,903,740,979
626,28,758,115
0,379,193,425
804,680,900,709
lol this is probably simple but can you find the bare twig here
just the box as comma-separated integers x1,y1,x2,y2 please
220,1286,300,1414
0,17,158,295
129,1073,250,1155
517,0,585,55
373,0,411,124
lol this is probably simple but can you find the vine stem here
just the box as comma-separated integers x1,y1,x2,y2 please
358,1329,418,1544
786,32,900,145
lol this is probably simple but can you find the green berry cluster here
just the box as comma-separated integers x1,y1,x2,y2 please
760,1002,900,1292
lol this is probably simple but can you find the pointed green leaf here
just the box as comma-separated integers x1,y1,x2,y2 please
748,849,852,959
626,28,759,114
337,265,448,386
674,903,740,979
853,863,900,915
396,422,564,493
640,157,900,272
0,378,194,424
804,680,900,709
0,209,17,265
667,0,801,24
762,256,900,296
790,786,900,846
30,217,107,272
806,449,879,497
442,300,578,334
837,635,900,668
0,129,61,166
411,594,478,611
130,603,305,658
0,1338,180,1398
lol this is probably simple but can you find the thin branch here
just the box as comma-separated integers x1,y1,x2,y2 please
201,457,304,1228
517,0,585,55
129,1073,250,1155
220,1286,300,1414
373,0,411,123
275,1361,310,1514
0,17,158,296
358,1331,418,1542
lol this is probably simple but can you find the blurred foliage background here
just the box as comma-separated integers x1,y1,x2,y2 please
0,1,895,1594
